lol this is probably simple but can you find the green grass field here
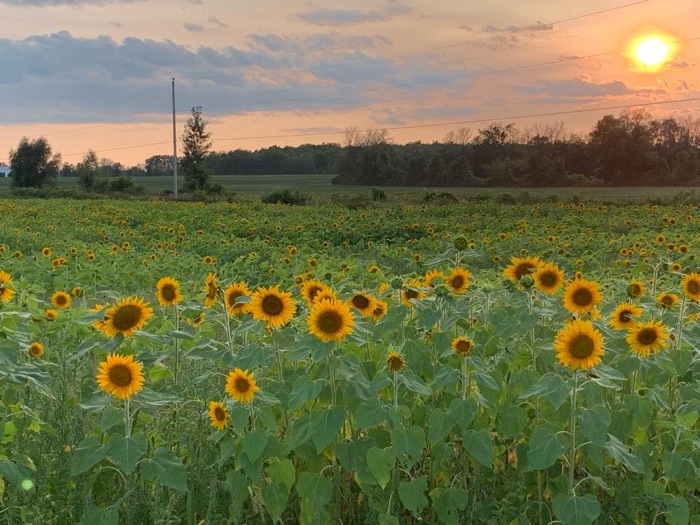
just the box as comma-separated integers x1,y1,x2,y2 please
1,173,699,202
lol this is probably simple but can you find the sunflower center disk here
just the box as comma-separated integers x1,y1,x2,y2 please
162,286,176,301
456,341,472,354
353,296,370,309
405,290,419,300
619,311,632,323
451,276,465,289
319,312,342,334
235,377,250,393
570,335,595,359
687,281,700,295
112,305,142,331
214,407,226,420
637,328,658,345
109,364,133,387
515,264,534,279
540,273,557,287
262,295,284,316
572,288,593,307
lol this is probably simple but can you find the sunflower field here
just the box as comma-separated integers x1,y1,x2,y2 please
0,197,698,524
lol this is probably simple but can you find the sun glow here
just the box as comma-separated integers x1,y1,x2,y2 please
632,35,671,69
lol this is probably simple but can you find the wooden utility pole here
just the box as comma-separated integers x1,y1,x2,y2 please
172,77,178,197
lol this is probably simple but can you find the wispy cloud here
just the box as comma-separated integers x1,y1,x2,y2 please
292,4,409,26
183,23,204,33
0,0,147,5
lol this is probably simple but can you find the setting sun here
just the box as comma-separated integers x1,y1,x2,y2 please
633,35,671,68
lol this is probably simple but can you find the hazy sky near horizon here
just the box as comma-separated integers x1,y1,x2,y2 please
0,0,698,166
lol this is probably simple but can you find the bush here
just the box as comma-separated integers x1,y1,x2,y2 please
261,188,309,205
330,193,371,209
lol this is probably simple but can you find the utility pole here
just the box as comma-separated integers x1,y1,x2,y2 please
171,77,178,197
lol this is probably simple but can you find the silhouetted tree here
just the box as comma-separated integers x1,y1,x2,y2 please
9,137,61,188
181,106,212,192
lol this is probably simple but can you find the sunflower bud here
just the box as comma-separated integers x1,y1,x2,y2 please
453,237,469,251
434,285,451,298
519,275,535,289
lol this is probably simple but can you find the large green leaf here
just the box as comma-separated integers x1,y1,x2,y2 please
266,458,295,491
140,447,187,491
450,398,477,432
262,482,289,522
526,427,568,471
71,436,108,475
428,408,455,446
605,434,644,474
578,405,610,447
288,376,323,411
520,373,571,410
398,476,428,516
297,471,332,506
242,431,268,463
353,397,388,428
79,506,118,525
399,370,432,396
391,425,424,470
552,493,601,525
110,433,147,475
463,428,492,468
430,486,468,525
310,406,345,453
366,447,394,489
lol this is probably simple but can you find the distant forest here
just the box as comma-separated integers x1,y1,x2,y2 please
60,109,700,187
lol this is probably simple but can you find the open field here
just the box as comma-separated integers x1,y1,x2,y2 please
0,197,698,524
2,173,700,202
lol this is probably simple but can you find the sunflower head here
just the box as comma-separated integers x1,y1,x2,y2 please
71,287,83,297
28,342,44,358
208,401,230,431
554,319,605,371
225,368,259,403
682,272,700,301
446,267,471,294
452,337,474,356
346,292,377,316
627,280,646,299
223,281,251,316
533,263,565,295
45,308,58,321
626,320,670,357
563,279,602,315
386,352,405,372
250,286,296,329
156,276,183,307
657,292,679,309
52,291,71,310
96,353,145,400
0,271,15,303
401,280,425,307
372,300,388,321
301,280,332,306
308,298,355,343
609,302,643,331
503,256,544,283
101,297,153,337
422,269,444,288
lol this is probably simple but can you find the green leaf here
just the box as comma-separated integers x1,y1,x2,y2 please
288,376,323,411
463,428,493,468
79,506,118,525
605,434,644,474
226,469,249,520
262,482,289,522
552,493,601,525
526,427,568,471
366,447,394,489
266,458,295,491
578,405,610,447
140,447,187,491
110,433,147,475
391,425,425,470
474,369,500,391
297,471,332,506
0,459,34,489
242,431,268,463
666,496,689,525
430,486,468,525
80,395,113,413
450,398,477,432
399,370,432,395
497,404,527,439
520,373,570,410
376,513,400,525
434,366,461,388
354,397,388,428
310,407,345,453
428,408,455,446
71,436,108,475
398,476,428,516
99,406,124,433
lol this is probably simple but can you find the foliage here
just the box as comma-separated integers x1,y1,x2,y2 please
261,188,309,205
181,107,213,193
9,137,61,189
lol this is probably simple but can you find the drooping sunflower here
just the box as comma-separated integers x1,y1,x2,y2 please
554,319,605,371
446,267,471,294
96,353,145,400
223,281,252,316
401,279,425,307
300,280,332,306
188,312,205,327
203,273,219,308
657,292,679,309
563,278,602,315
681,272,700,302
0,271,15,303
626,320,670,357
224,368,259,403
250,285,296,329
155,276,183,307
208,401,230,431
627,280,646,299
609,302,643,331
386,352,405,372
28,342,44,358
452,337,474,356
101,297,153,337
372,300,388,321
308,298,355,343
533,263,565,295
51,291,71,310
503,256,544,283
346,292,377,317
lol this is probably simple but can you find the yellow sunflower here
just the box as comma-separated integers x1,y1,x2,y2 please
51,291,71,310
372,300,388,321
204,272,219,308
452,337,474,356
346,292,377,317
609,303,643,331
422,269,444,288
155,276,183,307
225,368,259,403
0,271,15,303
41,247,51,257
681,272,700,301
563,278,602,315
533,263,565,295
627,280,646,299
101,297,153,337
554,319,605,371
626,320,670,357
401,279,425,307
96,353,145,400
307,298,355,343
503,255,544,283
657,292,679,309
250,285,296,329
45,308,58,321
386,352,405,372
300,280,332,306
71,287,83,297
223,281,252,316
208,401,230,431
446,267,471,294
28,342,44,358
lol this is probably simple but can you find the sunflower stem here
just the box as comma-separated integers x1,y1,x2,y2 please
568,370,579,495
275,344,289,431
393,370,399,410
173,305,180,387
461,358,468,400
224,303,234,355
675,297,687,351
124,398,131,438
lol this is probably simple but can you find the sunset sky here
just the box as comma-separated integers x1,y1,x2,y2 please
0,0,698,167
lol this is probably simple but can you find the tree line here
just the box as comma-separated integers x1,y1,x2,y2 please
7,109,700,191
